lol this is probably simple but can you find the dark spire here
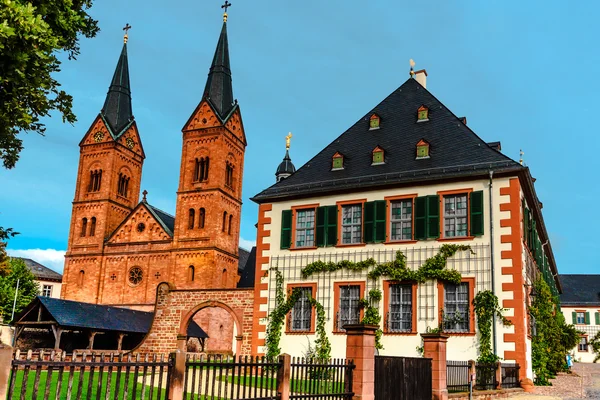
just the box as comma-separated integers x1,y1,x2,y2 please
101,42,133,135
276,150,296,183
203,21,234,120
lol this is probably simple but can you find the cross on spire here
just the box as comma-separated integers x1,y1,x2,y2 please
123,23,132,43
222,1,231,21
142,190,148,202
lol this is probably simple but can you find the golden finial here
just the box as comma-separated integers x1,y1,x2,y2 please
222,1,231,22
519,149,524,165
409,59,416,77
123,23,131,44
285,132,292,150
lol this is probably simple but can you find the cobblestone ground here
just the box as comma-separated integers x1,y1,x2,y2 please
509,363,600,399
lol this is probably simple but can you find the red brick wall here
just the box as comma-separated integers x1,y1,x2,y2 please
192,307,235,353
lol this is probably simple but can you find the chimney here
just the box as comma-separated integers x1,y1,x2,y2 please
415,69,427,88
460,117,467,125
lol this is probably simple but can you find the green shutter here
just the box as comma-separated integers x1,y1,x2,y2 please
595,312,599,325
426,195,440,239
374,200,386,243
316,206,338,247
326,205,337,246
572,312,577,324
586,312,591,325
280,210,292,249
414,197,427,240
470,191,484,236
364,202,375,243
524,207,530,244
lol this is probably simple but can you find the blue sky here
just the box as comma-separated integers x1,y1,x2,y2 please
1,1,598,274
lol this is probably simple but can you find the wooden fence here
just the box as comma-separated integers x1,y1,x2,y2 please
374,356,432,400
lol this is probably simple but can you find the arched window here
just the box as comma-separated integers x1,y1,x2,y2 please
188,209,195,230
198,208,205,229
194,157,210,182
221,268,227,286
81,218,88,237
90,217,96,237
117,173,129,197
89,169,103,192
204,157,210,181
78,270,85,286
225,162,234,187
222,211,227,232
228,215,233,235
188,265,195,282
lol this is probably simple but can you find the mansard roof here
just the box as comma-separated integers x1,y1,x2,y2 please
559,275,600,306
252,77,523,202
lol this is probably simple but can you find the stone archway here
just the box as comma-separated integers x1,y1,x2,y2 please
136,282,254,355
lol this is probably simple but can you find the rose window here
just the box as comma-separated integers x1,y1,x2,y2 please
129,267,143,286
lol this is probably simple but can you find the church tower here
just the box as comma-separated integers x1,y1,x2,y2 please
173,9,246,289
62,30,145,302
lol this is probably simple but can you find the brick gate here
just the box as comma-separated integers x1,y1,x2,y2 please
136,282,254,355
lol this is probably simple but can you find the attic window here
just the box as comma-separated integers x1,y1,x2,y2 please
332,152,344,170
417,106,429,122
369,114,380,130
416,139,430,159
372,146,385,165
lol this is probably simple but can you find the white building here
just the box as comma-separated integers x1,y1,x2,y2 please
559,274,600,363
250,71,560,382
18,257,63,299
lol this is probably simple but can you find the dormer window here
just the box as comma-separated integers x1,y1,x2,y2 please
416,139,430,159
369,114,380,130
417,106,429,122
372,146,385,165
332,152,344,170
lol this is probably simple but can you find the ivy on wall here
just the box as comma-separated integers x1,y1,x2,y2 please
589,331,600,363
472,290,511,363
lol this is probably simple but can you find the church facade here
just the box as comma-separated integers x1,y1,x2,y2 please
60,17,251,314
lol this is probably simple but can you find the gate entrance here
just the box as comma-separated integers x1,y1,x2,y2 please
374,356,432,400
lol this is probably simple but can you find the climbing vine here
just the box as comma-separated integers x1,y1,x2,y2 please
589,331,600,363
473,290,511,363
265,268,331,361
360,289,383,349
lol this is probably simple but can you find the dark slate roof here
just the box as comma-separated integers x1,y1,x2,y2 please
146,203,175,237
237,246,256,288
27,296,207,337
253,78,524,202
101,43,133,137
276,150,296,176
204,21,235,121
16,258,62,282
559,275,600,306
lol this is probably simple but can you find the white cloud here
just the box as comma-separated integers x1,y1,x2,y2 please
7,249,66,273
239,237,256,251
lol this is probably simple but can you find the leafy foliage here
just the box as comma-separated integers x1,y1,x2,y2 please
0,226,19,276
589,331,600,363
0,0,99,168
360,289,383,349
473,290,512,363
0,257,39,322
530,278,581,385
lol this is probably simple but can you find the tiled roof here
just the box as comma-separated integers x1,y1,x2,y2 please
253,78,523,202
559,275,600,306
21,296,207,338
101,43,133,137
237,247,256,288
146,203,175,237
203,21,235,121
16,258,62,282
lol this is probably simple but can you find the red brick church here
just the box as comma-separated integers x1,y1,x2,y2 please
59,13,254,353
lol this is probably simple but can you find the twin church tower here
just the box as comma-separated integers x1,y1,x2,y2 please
61,10,247,309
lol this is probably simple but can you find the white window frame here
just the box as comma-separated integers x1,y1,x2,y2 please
444,282,470,332
42,285,52,297
291,287,313,332
390,200,413,241
338,285,361,329
295,209,315,248
341,205,362,244
443,194,468,238
579,336,589,352
389,284,412,332
576,312,586,325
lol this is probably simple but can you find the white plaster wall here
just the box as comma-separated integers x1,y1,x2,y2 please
37,280,62,299
258,176,529,364
561,305,600,363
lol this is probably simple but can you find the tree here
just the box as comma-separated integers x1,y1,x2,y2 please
0,0,99,169
0,257,39,322
0,227,18,276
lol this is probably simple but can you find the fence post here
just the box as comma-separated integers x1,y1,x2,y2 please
344,324,377,400
421,333,449,400
495,362,502,390
167,350,186,400
276,353,291,400
0,344,12,400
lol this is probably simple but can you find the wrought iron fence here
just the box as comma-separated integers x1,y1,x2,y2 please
8,349,172,400
446,360,469,393
501,363,520,389
474,363,497,391
289,357,354,399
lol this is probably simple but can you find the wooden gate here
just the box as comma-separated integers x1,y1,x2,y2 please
374,356,432,400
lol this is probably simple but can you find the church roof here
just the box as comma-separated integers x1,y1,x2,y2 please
16,296,208,338
146,203,175,237
203,21,235,121
237,247,256,288
101,43,134,137
253,78,524,202
559,275,600,306
15,257,62,282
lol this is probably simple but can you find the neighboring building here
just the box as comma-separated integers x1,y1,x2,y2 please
251,70,560,381
60,18,254,312
16,257,62,299
559,274,600,363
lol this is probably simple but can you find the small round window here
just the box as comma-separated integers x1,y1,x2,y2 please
129,267,143,286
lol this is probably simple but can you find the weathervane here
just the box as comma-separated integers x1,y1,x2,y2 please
222,1,232,22
286,132,292,150
519,149,524,165
123,23,132,44
409,59,416,77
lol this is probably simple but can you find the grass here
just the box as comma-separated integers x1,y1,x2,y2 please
217,374,346,395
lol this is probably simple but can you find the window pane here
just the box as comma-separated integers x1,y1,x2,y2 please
444,282,469,332
292,287,313,331
341,205,362,244
444,194,468,238
339,285,361,329
389,284,412,332
296,210,315,247
390,200,412,241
